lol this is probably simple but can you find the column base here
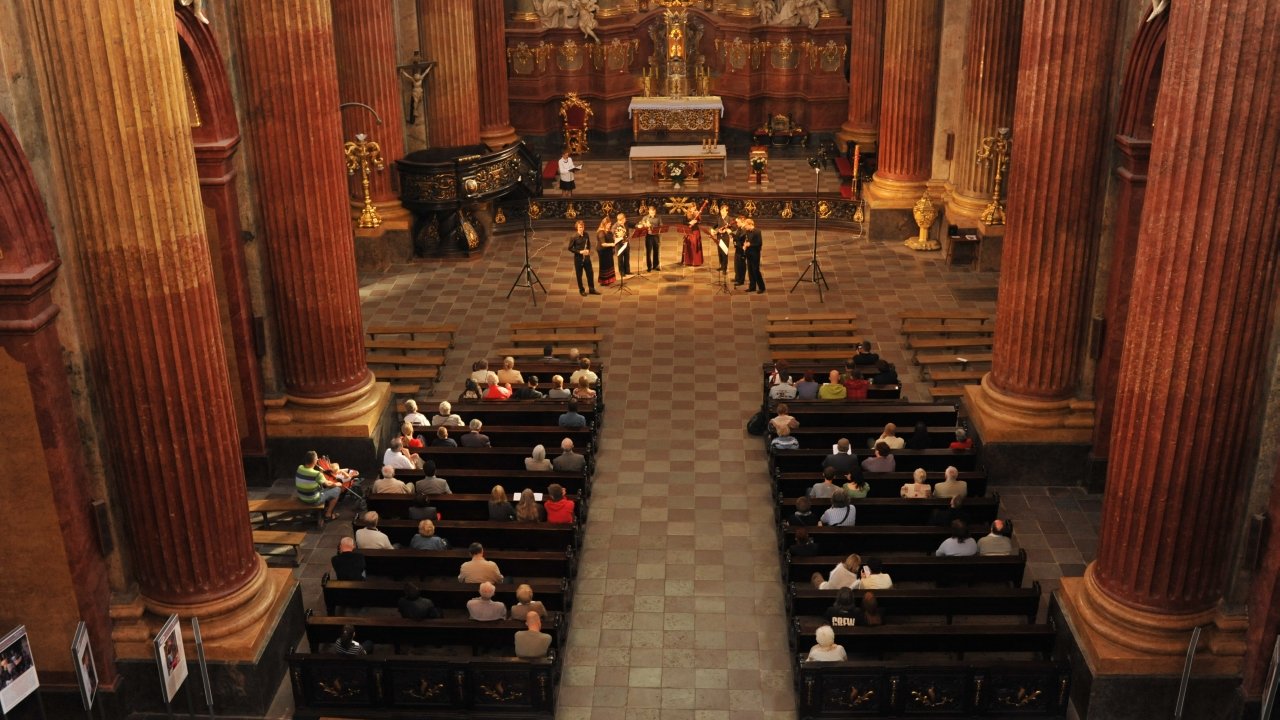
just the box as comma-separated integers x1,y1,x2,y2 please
963,380,1094,485
865,172,928,205
354,224,414,270
976,221,1005,271
1052,579,1246,720
833,126,877,154
944,187,991,229
480,126,520,150
266,380,396,481
349,198,412,228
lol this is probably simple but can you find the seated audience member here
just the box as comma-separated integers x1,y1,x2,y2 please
371,466,412,495
569,358,598,385
842,369,869,400
552,437,586,472
515,611,553,658
770,403,800,434
770,375,798,400
907,420,931,450
932,466,968,499
929,494,967,527
430,425,458,447
767,361,789,386
540,345,556,361
811,554,862,590
818,370,848,400
853,562,893,591
935,520,978,557
514,375,545,400
572,375,598,402
544,484,576,524
410,519,449,550
819,489,857,527
515,488,546,522
470,359,498,387
559,401,588,428
822,438,860,478
806,625,848,662
861,442,895,473
826,588,862,627
484,381,513,400
771,425,800,451
460,379,482,400
525,444,553,471
332,624,367,656
509,584,549,620
400,421,424,449
355,511,394,550
843,476,871,499
791,496,819,526
795,371,820,400
808,467,840,499
383,436,420,471
489,485,516,521
432,401,464,427
978,519,1014,556
459,419,491,448
901,468,933,498
496,356,525,386
567,347,581,362
852,340,879,366
870,359,899,385
876,423,905,450
467,581,508,621
414,461,452,496
458,542,504,583
331,537,366,580
397,583,442,619
950,428,974,451
547,375,573,399
402,399,429,426
788,527,820,556
860,591,884,626
296,451,344,519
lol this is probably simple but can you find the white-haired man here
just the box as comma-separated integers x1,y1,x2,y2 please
383,436,420,470
371,466,413,494
402,399,429,426
355,511,394,550
552,437,586,473
932,466,968,499
467,581,508,621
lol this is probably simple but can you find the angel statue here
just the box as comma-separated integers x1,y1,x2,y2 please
576,0,601,42
753,0,776,25
178,0,209,24
771,0,829,28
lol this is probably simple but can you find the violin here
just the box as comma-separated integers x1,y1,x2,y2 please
318,455,358,490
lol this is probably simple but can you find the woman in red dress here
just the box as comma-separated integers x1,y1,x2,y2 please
680,209,704,266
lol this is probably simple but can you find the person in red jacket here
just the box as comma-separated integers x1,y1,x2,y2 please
543,483,576,524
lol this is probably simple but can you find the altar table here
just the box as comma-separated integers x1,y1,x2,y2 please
628,144,728,184
627,96,724,144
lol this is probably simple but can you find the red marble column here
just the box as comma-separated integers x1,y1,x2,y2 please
0,116,117,685
475,0,519,149
970,0,1118,423
1084,0,1280,649
23,0,266,616
835,0,885,151
867,0,940,201
235,0,374,403
332,0,408,214
946,0,1023,225
417,0,481,148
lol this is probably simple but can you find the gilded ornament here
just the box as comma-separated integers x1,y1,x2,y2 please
905,191,940,251
495,208,507,224
663,196,696,215
565,201,578,219
816,200,832,219
853,200,866,223
405,677,447,700
780,201,793,219
975,127,1012,226
995,686,1043,708
743,199,758,217
750,39,768,70
910,686,956,708
558,39,585,71
600,200,616,217
508,42,536,75
478,680,524,702
770,37,799,69
182,67,202,128
528,202,543,220
343,133,385,228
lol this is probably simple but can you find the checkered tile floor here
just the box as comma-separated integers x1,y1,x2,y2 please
258,220,1101,718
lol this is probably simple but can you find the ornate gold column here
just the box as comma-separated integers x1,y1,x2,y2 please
476,0,519,149
865,0,941,204
416,0,482,148
835,0,885,152
332,0,410,225
945,0,1023,226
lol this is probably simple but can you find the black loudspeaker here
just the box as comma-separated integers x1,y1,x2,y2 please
90,499,113,556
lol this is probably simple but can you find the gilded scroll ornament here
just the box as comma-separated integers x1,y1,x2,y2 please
558,39,585,71
634,108,717,132
750,39,768,70
975,127,1012,226
495,208,507,224
478,679,525,702
715,37,749,71
508,42,536,75
405,677,447,700
780,201,794,219
905,191,940,251
770,37,799,69
910,686,957,709
343,133,386,228
604,38,639,72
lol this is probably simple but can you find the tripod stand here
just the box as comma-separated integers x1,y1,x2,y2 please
506,190,547,303
790,158,830,302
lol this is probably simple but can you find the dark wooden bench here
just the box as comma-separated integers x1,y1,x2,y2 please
368,492,584,521
780,524,995,554
420,446,595,472
776,495,1000,526
247,497,327,529
375,519,580,552
362,548,576,581
450,400,599,428
321,575,569,616
784,551,1027,586
305,612,565,655
898,310,993,327
411,423,593,451
390,468,589,497
780,401,957,427
787,583,1040,624
771,448,980,474
792,618,1056,659
775,470,988,499
781,425,962,447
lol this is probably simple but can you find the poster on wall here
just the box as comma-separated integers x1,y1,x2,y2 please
0,625,40,713
152,614,188,704
70,621,98,711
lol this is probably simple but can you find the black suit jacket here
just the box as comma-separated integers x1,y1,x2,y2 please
745,229,763,256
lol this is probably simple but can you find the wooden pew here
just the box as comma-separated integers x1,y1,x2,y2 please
368,492,583,521
375,519,579,552
787,583,1040,624
774,470,987,499
305,612,565,655
321,575,569,615
779,524,994,554
248,497,326,529
897,310,993,327
782,425,960,448
420,446,595,472
390,468,589,497
770,447,980,474
450,400,599,428
767,312,859,325
784,551,1027,586
779,401,957,427
362,548,575,581
411,423,593,451
791,618,1056,659
776,495,1000,526
511,320,600,333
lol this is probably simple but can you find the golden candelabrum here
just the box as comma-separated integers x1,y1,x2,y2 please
343,133,385,228
975,127,1012,226
905,191,940,251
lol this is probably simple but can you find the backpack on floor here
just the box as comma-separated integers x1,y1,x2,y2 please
746,410,768,436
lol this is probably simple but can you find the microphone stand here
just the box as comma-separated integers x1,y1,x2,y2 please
790,157,830,302
506,173,547,303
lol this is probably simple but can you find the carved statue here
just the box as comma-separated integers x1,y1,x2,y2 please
577,0,601,42
533,0,601,42
398,52,435,126
177,0,209,24
1147,0,1169,22
766,0,828,29
753,0,776,25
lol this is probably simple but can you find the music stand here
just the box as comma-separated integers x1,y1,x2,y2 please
790,157,830,302
611,239,635,295
623,226,653,283
506,175,547,303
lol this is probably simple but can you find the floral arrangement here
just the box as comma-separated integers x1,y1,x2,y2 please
750,156,767,174
666,160,688,185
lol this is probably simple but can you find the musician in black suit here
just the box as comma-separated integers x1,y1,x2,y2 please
713,204,733,275
732,216,747,286
567,220,600,296
743,217,766,293
638,205,662,271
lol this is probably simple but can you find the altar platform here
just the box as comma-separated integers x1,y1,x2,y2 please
558,156,845,196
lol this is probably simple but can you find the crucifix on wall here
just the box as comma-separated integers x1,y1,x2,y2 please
398,51,437,146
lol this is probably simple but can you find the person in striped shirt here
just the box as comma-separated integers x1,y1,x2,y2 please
295,451,343,520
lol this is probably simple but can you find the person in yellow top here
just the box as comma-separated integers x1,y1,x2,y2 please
818,369,847,400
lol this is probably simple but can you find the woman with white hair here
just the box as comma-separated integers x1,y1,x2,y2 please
524,444,553,471
547,375,572,399
806,625,847,661
900,468,933,498
432,401,464,427
403,399,428,426
497,356,524,386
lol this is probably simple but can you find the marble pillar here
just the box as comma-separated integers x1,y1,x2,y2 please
835,0,885,153
332,0,410,224
964,0,1117,436
1072,0,1280,663
476,0,519,149
23,0,274,633
416,0,482,148
945,0,1022,226
865,0,940,204
235,0,384,426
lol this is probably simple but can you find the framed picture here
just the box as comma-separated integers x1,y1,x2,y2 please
0,625,40,713
152,615,188,704
71,622,98,711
